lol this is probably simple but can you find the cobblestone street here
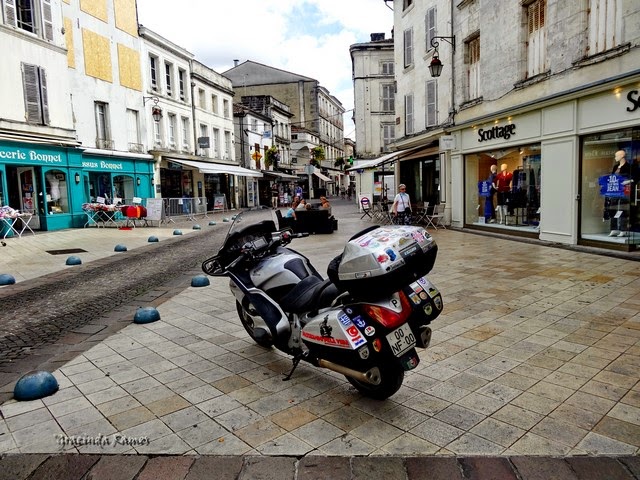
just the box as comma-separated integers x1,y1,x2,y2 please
0,200,638,479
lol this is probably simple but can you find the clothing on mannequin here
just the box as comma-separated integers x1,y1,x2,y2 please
46,173,60,201
605,150,632,237
494,164,513,224
484,164,497,223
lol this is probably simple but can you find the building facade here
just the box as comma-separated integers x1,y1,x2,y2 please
391,0,640,251
223,60,344,198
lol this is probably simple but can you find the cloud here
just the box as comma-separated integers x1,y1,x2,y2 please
136,0,394,138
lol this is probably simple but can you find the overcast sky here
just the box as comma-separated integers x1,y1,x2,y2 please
136,0,394,139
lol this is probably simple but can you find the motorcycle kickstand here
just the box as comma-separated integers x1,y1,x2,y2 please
283,352,307,381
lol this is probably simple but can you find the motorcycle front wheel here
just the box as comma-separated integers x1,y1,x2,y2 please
346,361,404,400
236,300,274,348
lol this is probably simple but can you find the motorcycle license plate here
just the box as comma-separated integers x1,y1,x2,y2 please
386,323,416,357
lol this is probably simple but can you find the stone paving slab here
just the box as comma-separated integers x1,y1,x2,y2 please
0,454,638,479
0,200,639,470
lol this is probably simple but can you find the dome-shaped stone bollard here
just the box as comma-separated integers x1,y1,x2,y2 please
0,274,16,285
173,229,183,235
133,306,161,324
148,236,159,243
114,244,128,252
208,221,216,226
14,371,59,401
66,256,82,266
191,275,210,287
192,224,201,230
223,218,230,223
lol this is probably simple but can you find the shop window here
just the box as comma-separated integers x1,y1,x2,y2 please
113,175,134,203
88,172,113,203
580,129,639,246
22,63,49,125
464,144,541,230
44,170,68,214
588,0,622,55
526,0,547,78
4,0,53,41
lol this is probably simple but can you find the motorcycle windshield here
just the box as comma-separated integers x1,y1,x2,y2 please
216,206,279,256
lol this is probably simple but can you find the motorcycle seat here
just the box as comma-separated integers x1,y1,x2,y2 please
279,277,340,314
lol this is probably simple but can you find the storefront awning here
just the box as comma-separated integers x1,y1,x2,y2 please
346,146,426,171
261,170,298,180
313,168,332,182
168,158,262,178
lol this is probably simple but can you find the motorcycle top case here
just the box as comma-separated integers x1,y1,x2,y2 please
328,225,437,299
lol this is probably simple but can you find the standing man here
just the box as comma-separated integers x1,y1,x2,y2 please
271,182,279,209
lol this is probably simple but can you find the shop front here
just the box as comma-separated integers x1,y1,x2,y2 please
0,140,155,232
452,76,640,251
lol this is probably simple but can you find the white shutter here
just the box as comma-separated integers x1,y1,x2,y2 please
4,0,17,27
467,37,480,100
22,63,42,123
39,67,49,124
527,0,546,76
42,0,53,41
425,7,436,50
426,80,437,127
404,28,413,67
405,94,414,135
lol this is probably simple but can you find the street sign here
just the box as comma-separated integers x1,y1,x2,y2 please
251,151,262,161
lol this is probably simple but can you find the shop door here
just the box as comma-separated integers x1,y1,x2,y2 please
18,167,41,229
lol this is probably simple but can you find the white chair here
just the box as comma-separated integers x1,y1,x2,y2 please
425,203,446,230
414,202,430,225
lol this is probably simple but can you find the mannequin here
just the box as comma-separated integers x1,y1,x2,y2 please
485,164,498,223
46,173,60,201
494,163,513,224
607,150,632,237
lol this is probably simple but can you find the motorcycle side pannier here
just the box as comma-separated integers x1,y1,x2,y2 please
327,225,438,299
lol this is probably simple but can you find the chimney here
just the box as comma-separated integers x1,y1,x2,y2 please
370,33,385,42
233,59,239,67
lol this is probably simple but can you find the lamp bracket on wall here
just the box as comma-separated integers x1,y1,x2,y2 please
143,96,159,106
430,35,456,52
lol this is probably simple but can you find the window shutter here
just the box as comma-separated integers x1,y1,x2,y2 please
404,28,413,67
426,80,437,127
42,0,54,41
22,63,42,123
39,67,49,124
425,7,436,50
4,0,17,27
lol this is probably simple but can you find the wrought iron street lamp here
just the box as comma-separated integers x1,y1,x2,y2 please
428,35,456,78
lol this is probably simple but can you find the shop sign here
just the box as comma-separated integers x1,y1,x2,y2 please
598,174,629,198
627,90,640,112
81,160,124,170
0,147,63,164
477,123,516,142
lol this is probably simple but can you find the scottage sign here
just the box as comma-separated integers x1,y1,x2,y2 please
477,124,516,142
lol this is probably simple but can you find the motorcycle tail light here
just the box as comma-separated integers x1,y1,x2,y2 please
362,291,411,329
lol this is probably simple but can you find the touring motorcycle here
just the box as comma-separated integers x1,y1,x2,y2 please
202,208,443,399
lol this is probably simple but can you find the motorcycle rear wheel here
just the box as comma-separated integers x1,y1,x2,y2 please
346,362,404,400
236,300,273,348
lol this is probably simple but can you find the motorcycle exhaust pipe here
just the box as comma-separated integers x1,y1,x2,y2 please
317,359,381,386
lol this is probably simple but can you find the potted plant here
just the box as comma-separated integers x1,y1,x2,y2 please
264,146,279,169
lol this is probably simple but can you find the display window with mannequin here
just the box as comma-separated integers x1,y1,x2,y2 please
580,128,638,247
465,144,541,232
